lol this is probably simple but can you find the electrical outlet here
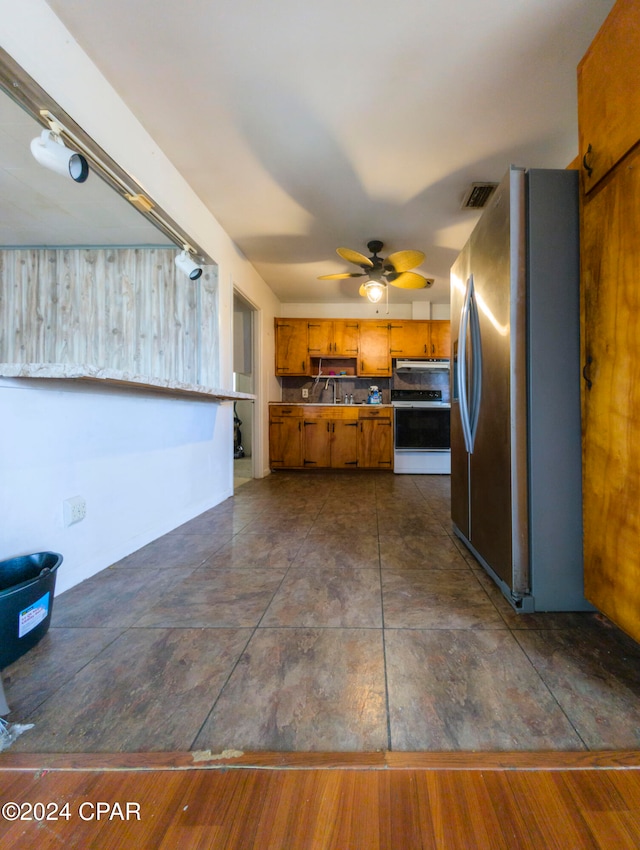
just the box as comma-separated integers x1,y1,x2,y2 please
63,495,86,527
301,388,309,399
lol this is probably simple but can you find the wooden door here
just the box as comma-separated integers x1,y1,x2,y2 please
581,149,640,641
303,418,331,467
306,320,333,356
332,320,360,356
331,419,359,468
269,415,302,468
578,0,640,193
389,322,430,357
429,321,451,358
358,415,393,468
359,321,391,376
275,319,309,375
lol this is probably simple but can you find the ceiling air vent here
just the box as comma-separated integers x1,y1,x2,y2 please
461,182,498,210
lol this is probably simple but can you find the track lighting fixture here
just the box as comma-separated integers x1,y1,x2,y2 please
175,249,203,280
30,129,89,183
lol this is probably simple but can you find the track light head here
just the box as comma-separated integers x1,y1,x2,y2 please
30,130,89,183
175,249,203,280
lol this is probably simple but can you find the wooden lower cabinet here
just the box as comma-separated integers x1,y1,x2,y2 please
269,406,303,468
269,405,393,470
358,409,393,468
303,416,359,468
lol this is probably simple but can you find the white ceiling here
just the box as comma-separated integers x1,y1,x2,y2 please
10,1,616,304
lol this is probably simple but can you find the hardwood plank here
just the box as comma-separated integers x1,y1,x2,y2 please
2,763,640,849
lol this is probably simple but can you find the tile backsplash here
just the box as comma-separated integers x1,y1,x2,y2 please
281,364,450,403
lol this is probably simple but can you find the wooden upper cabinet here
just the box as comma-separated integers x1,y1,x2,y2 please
275,319,308,375
307,319,359,356
358,321,391,376
389,320,451,358
578,0,640,193
429,320,451,358
389,321,430,357
275,316,449,377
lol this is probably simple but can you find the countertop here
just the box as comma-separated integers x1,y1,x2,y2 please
0,363,255,402
270,401,392,408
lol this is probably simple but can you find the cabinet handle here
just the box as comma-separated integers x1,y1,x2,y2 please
424,344,427,353
583,356,593,390
583,143,593,178
431,343,435,354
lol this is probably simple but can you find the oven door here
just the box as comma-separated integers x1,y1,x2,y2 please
394,406,451,450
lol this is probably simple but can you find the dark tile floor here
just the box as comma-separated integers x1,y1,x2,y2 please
4,471,640,753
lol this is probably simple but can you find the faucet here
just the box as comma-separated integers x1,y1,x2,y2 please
324,376,337,404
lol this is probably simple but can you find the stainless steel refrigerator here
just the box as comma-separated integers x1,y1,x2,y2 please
450,165,591,612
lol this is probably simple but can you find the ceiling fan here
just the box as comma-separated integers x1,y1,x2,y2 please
318,239,433,303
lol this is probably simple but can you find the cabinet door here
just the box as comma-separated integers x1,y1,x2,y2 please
578,0,640,192
303,418,332,467
306,320,333,356
358,321,391,376
389,321,430,357
429,321,451,358
269,416,302,468
581,149,640,641
333,320,360,356
331,420,359,468
275,319,309,375
358,415,393,468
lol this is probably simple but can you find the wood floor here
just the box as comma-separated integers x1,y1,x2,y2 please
2,751,640,849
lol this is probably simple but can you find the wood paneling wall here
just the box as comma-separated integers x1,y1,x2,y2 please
0,247,219,385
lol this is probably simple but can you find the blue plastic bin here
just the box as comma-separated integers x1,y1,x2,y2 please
0,552,63,669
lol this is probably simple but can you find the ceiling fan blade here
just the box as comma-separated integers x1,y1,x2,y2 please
384,250,425,273
389,271,430,289
318,272,366,280
337,247,374,267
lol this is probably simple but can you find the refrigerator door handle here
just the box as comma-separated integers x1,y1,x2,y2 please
468,284,483,451
457,275,473,453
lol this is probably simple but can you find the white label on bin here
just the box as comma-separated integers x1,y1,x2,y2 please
18,592,50,637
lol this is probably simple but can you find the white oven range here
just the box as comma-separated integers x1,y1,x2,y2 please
392,389,451,474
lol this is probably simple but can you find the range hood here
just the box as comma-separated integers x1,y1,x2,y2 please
395,359,450,372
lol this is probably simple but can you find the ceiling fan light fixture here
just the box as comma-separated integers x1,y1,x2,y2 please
364,280,386,303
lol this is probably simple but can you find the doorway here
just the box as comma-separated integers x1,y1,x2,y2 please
233,291,256,489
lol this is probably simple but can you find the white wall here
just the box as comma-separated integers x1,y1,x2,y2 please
281,301,450,320
0,0,281,590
